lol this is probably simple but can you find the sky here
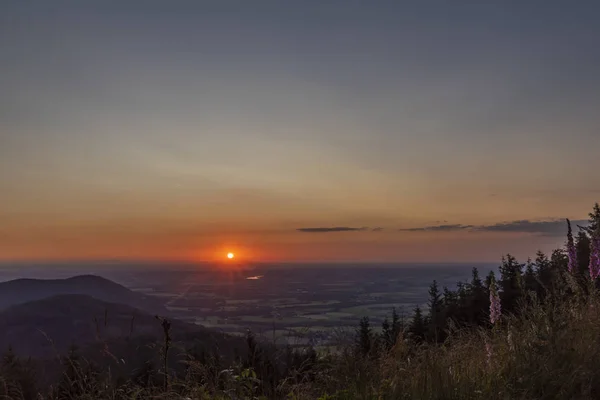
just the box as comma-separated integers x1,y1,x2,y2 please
1,1,599,263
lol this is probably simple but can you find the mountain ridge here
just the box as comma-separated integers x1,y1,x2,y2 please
0,274,167,315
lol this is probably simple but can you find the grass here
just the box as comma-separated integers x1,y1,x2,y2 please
5,284,600,399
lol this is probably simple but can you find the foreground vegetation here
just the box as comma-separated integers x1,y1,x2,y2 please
1,204,600,399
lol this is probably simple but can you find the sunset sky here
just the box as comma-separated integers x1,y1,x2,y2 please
1,1,599,262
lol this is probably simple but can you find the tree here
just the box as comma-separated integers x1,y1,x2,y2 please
380,307,404,350
582,202,600,236
576,230,591,277
409,306,427,342
391,307,402,343
442,286,458,324
356,317,372,357
485,271,496,289
499,254,524,314
535,251,552,296
455,281,472,324
427,280,443,342
470,267,490,326
381,317,393,351
524,258,537,295
550,249,568,273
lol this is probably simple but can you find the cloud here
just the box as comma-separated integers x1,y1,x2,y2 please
401,219,589,236
399,224,473,232
296,226,369,233
475,219,588,236
297,219,590,236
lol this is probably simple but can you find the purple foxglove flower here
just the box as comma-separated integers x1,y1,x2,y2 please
489,280,501,325
567,219,577,274
590,235,600,281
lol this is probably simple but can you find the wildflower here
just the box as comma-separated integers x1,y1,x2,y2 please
567,219,577,274
489,278,501,325
590,232,600,281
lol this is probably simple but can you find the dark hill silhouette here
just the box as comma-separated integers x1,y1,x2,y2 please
0,275,167,314
0,294,242,359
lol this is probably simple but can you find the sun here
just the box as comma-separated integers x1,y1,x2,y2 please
227,252,235,260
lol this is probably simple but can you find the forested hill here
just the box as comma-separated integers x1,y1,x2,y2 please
0,274,167,314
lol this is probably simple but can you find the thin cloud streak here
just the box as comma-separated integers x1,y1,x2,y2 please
475,219,588,236
401,219,589,237
399,224,473,232
297,227,368,233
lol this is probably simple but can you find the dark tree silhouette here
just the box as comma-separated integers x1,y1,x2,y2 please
499,254,524,315
409,306,427,342
576,230,591,277
356,316,373,357
470,267,490,326
427,280,444,342
524,258,537,295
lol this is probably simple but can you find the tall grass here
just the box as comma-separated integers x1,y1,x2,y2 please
5,264,600,398
13,285,599,400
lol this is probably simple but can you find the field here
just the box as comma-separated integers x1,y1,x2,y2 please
0,262,495,346
94,262,496,346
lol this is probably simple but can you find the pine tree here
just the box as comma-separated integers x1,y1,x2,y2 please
485,270,496,289
356,317,373,357
381,317,393,351
456,281,472,324
576,230,591,277
409,306,427,342
524,258,537,295
391,307,402,343
427,280,443,342
442,286,458,323
550,249,568,273
470,267,489,326
535,250,552,296
499,254,524,314
583,202,600,235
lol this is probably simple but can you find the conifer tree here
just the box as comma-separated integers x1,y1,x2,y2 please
391,307,402,343
535,250,552,296
442,286,458,323
499,254,524,314
524,258,537,295
381,317,393,351
427,280,443,342
456,281,472,324
485,270,496,290
583,202,600,235
356,317,372,357
576,230,591,277
470,267,489,326
409,306,427,342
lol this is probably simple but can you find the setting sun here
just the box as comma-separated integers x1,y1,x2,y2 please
227,252,235,259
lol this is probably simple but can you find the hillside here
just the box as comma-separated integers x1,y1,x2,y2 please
0,294,241,359
0,275,167,315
